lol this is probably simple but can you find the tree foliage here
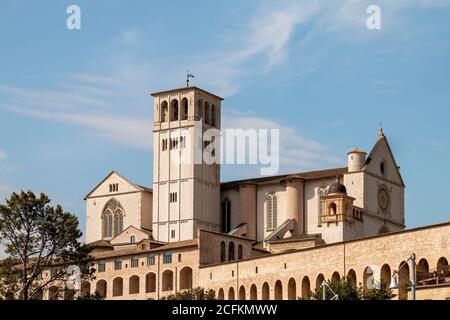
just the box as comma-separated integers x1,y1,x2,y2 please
309,277,394,300
77,292,104,300
0,191,94,300
160,287,216,300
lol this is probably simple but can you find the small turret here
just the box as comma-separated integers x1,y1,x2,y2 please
347,148,366,172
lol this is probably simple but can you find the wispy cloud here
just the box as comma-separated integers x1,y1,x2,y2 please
222,111,341,174
115,29,139,45
1,1,445,174
190,0,449,96
429,140,448,149
0,149,6,161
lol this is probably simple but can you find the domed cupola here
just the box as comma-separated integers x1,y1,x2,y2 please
320,176,355,225
328,180,347,195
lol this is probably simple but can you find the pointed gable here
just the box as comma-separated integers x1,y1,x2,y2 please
84,171,152,200
364,136,404,186
110,225,152,245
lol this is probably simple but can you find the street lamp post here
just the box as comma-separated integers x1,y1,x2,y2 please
390,253,416,300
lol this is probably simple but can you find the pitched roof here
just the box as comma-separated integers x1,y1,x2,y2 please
84,170,152,200
221,167,348,189
87,240,113,248
91,239,198,260
364,136,405,187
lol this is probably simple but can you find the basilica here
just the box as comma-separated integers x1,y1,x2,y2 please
47,86,449,300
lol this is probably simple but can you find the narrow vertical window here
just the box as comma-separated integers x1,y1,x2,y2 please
220,241,226,262
266,194,278,231
221,199,231,233
228,242,235,261
318,188,325,226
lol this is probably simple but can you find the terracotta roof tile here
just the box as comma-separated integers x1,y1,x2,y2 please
221,167,348,188
91,239,198,260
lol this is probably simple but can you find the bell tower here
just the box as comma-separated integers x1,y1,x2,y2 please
151,86,222,242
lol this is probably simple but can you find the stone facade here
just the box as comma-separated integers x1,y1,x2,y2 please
61,222,449,301
69,86,447,300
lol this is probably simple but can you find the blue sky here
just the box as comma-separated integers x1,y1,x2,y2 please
0,0,450,248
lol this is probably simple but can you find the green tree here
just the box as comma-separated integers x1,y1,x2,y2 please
0,191,94,300
160,287,216,300
309,277,394,300
0,258,22,299
310,277,361,300
77,292,104,300
363,280,395,300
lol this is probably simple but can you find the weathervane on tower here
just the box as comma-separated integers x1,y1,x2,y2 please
186,70,195,87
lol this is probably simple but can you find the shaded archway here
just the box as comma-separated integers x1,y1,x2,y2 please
347,269,357,288
228,287,235,300
398,261,410,300
113,277,123,297
437,257,448,270
161,101,168,122
301,276,310,299
170,99,179,121
437,257,448,284
48,286,59,300
180,267,193,290
250,284,257,300
80,281,91,298
146,272,156,293
181,98,189,121
329,202,337,215
316,274,325,290
34,289,44,300
95,280,107,299
274,280,283,300
288,278,296,300
262,282,270,300
218,288,225,300
380,264,391,288
239,286,246,300
162,270,174,291
417,258,430,285
363,266,374,293
417,258,429,273
331,271,340,284
129,275,140,295
64,288,75,300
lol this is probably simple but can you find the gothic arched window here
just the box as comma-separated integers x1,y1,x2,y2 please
266,194,278,231
221,199,231,233
102,199,124,239
102,211,113,239
114,209,124,237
